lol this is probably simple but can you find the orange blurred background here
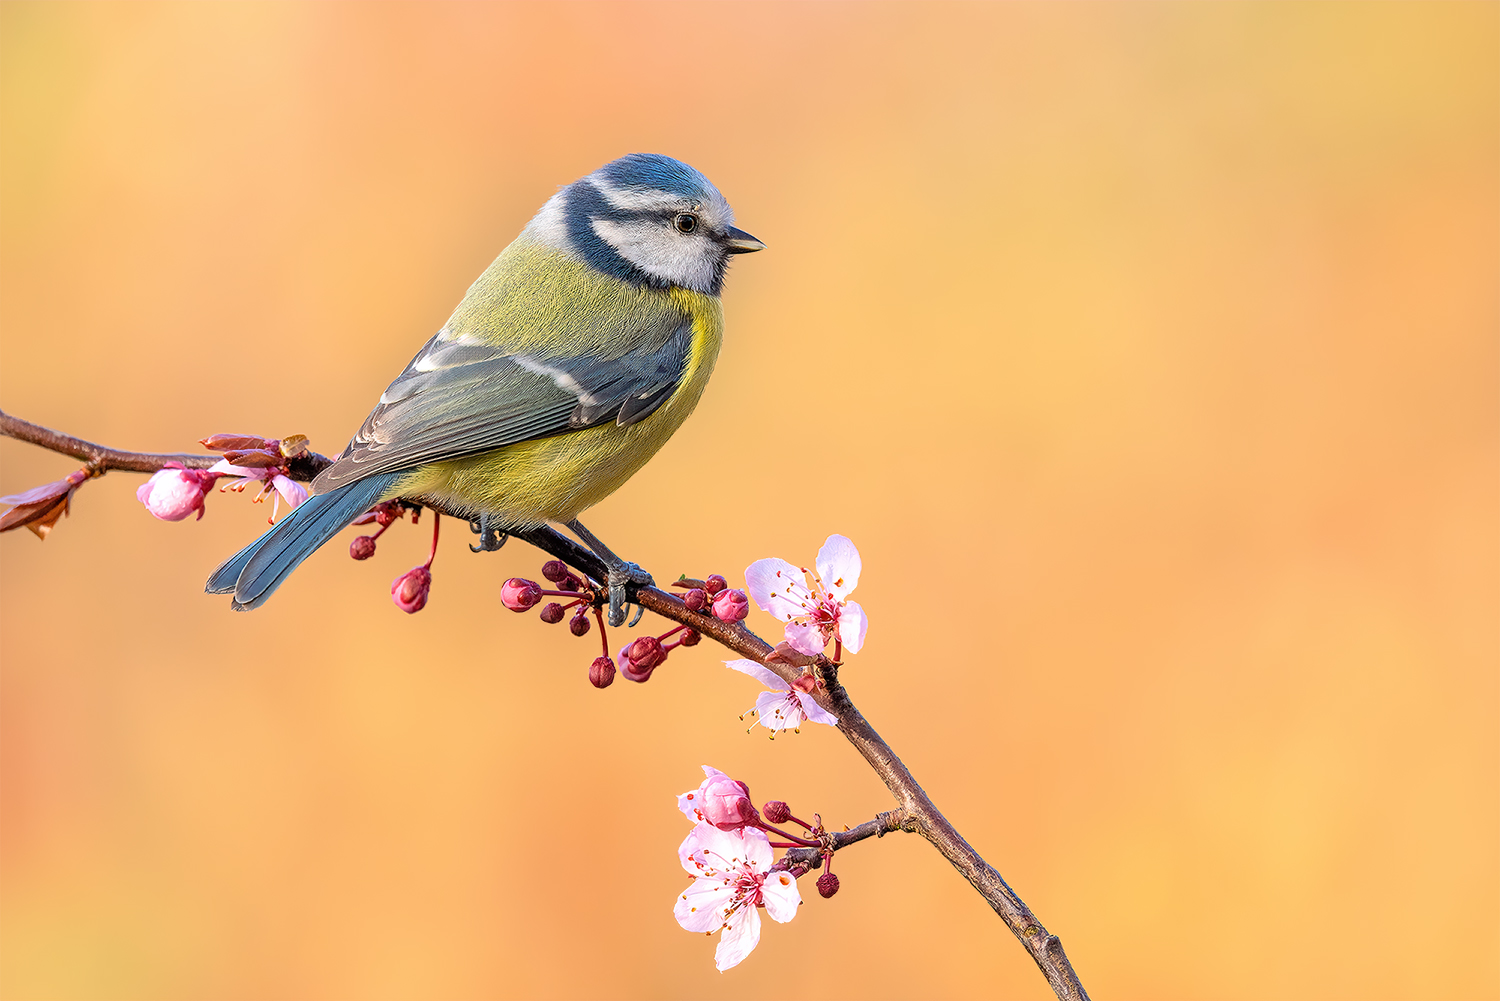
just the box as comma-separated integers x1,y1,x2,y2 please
1,3,1495,997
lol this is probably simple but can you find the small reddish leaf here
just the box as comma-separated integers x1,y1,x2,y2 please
200,433,273,452
220,449,281,468
0,493,70,537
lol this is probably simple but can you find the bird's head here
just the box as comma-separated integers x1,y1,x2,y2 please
524,153,764,296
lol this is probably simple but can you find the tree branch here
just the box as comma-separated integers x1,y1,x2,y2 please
0,410,332,481
0,410,1089,1000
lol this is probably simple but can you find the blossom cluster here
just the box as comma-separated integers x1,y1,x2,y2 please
674,766,803,971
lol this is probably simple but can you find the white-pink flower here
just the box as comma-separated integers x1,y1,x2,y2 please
675,822,801,971
726,659,838,735
136,463,216,522
745,534,867,657
208,458,307,523
678,765,758,831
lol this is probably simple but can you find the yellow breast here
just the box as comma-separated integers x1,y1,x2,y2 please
387,286,723,526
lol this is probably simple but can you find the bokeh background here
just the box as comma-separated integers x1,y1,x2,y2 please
1,3,1495,998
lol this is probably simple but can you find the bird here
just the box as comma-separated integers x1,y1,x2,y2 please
206,153,763,624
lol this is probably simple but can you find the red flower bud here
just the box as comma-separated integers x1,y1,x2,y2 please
569,606,591,636
539,602,565,624
683,587,707,611
704,574,728,595
762,800,792,824
541,560,570,583
816,872,840,898
350,535,377,560
711,588,749,623
619,636,667,681
679,628,701,647
589,656,616,688
501,577,542,612
391,566,432,613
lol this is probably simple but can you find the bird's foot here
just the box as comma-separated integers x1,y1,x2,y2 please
606,561,654,627
468,514,508,553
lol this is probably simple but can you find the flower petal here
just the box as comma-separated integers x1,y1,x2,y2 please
815,534,861,601
675,877,733,933
678,827,709,874
744,558,810,621
755,690,805,732
208,459,266,479
783,620,826,656
837,600,868,654
687,823,757,871
794,692,839,727
714,905,762,971
739,827,774,870
725,658,788,691
271,474,308,509
678,789,706,825
762,870,802,923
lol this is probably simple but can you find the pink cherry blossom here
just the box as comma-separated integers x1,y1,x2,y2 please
675,822,801,971
725,659,838,735
678,765,758,831
135,463,217,522
208,458,307,523
744,534,867,658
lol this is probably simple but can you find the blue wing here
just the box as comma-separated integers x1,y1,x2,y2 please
312,315,693,492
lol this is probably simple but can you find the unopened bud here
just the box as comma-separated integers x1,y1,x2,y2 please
539,602,565,624
501,577,542,612
816,872,840,898
391,566,432,614
541,560,570,583
763,800,792,824
569,606,591,636
630,635,667,669
683,587,707,611
589,655,616,688
711,588,749,622
619,636,667,682
679,628,701,647
704,574,728,596
350,536,377,560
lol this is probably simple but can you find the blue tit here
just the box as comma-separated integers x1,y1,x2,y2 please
206,153,763,623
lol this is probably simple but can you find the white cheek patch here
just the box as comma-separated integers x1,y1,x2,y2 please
592,217,716,291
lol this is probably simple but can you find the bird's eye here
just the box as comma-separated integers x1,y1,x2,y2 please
673,213,698,234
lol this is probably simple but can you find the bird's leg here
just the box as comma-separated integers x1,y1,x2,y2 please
565,518,653,627
468,513,508,553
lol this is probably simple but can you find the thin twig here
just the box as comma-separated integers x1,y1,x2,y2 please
0,410,332,481
0,411,1090,1001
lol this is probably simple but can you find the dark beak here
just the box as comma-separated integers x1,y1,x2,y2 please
723,226,766,254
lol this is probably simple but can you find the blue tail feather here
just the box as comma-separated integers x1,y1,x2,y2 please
204,472,402,611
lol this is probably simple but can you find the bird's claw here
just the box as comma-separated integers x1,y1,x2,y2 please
468,515,508,553
606,562,653,627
